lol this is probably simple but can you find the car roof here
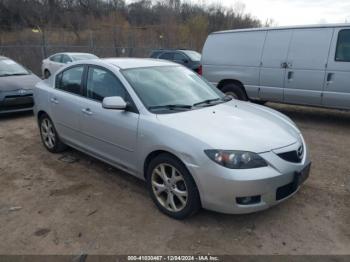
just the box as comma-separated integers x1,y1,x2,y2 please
101,58,177,69
151,49,192,52
213,23,350,35
50,52,96,57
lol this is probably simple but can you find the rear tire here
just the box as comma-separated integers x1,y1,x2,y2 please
146,153,201,219
221,82,248,101
39,114,67,153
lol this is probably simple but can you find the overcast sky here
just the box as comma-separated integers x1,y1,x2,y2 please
195,0,350,26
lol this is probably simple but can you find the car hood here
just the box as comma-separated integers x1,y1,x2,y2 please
156,101,301,153
0,74,41,92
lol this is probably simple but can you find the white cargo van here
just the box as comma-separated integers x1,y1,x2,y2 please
202,24,350,110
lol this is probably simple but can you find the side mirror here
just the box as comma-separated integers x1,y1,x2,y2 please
183,59,189,64
102,96,127,110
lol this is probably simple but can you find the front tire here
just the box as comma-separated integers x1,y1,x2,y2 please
39,114,67,153
221,82,248,101
146,154,201,219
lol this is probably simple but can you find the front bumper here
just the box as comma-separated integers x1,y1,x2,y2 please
0,91,34,114
186,143,311,214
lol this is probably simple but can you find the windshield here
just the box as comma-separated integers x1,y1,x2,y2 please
182,50,201,61
122,66,225,113
0,58,30,77
71,54,98,61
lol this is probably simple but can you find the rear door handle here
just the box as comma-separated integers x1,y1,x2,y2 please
50,97,59,104
82,108,93,116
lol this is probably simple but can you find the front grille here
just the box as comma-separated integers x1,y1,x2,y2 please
0,94,34,111
276,181,297,201
277,151,301,163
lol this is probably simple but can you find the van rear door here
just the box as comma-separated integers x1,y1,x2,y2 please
323,28,350,109
283,28,333,106
259,29,292,101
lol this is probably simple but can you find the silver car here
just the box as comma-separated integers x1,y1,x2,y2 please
34,58,311,219
0,56,40,114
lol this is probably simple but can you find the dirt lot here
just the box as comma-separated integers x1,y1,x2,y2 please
0,103,349,255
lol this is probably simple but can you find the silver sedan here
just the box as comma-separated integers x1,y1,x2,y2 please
34,58,311,219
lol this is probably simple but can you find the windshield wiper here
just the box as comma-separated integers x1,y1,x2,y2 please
193,98,222,107
148,104,193,111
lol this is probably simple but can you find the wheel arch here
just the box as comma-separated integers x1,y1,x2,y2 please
143,150,179,180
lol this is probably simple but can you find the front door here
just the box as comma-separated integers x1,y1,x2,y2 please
79,66,139,173
259,29,292,102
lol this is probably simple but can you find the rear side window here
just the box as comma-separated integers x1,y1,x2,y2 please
56,66,84,95
86,67,126,102
50,55,62,63
174,53,187,61
335,30,350,62
159,52,174,60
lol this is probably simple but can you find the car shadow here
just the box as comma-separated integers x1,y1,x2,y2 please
267,102,350,128
0,111,33,121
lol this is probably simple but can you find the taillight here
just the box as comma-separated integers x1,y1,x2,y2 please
197,65,202,75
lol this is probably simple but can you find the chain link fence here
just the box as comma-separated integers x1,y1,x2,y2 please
0,26,198,76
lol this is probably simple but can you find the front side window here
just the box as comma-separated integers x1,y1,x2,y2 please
86,67,126,102
0,58,30,77
56,66,84,95
335,30,350,62
122,66,224,112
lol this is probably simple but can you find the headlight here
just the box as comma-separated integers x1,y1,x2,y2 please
204,150,268,169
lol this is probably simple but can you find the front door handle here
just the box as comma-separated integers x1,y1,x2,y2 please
82,108,93,116
50,97,59,104
326,73,335,84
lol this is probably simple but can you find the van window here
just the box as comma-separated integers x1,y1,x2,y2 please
335,30,350,62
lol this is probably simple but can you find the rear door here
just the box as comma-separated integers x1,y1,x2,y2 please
323,28,350,109
259,29,292,101
283,28,334,106
50,65,86,146
79,66,139,172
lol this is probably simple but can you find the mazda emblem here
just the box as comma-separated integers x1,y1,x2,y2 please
297,145,304,160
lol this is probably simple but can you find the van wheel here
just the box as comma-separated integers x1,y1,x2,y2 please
44,70,51,79
39,114,67,153
146,153,201,219
222,83,248,101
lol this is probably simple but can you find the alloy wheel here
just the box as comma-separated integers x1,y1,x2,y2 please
151,163,188,212
41,118,56,149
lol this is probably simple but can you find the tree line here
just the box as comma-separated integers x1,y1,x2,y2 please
0,0,264,33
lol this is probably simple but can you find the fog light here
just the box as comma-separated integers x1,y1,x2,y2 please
236,195,261,205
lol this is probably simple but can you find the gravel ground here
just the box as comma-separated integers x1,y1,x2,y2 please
0,103,349,255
